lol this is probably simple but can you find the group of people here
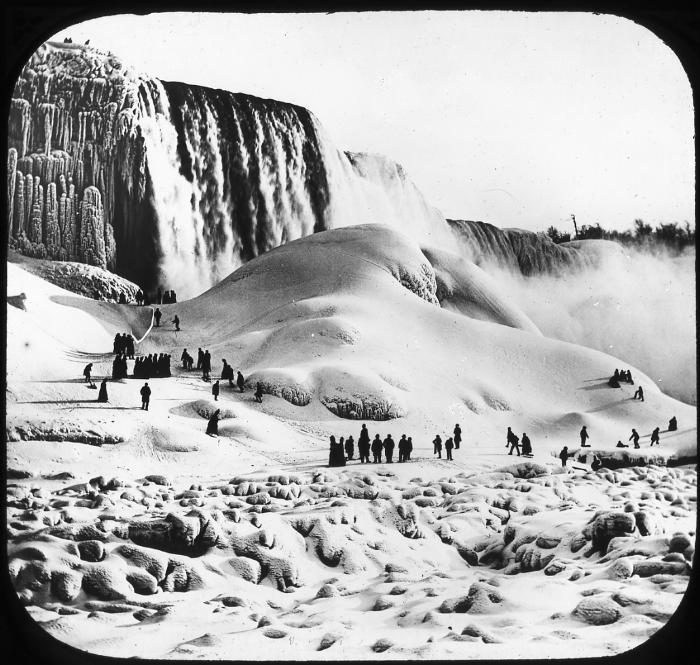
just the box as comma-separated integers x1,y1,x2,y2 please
608,368,634,388
112,353,129,379
328,425,416,466
431,424,463,460
113,333,135,358
504,427,533,457
133,353,172,379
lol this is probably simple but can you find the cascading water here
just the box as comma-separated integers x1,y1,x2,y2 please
7,41,598,297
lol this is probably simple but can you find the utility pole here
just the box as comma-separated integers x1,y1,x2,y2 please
571,214,579,239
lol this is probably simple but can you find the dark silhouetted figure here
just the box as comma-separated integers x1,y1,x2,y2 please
113,333,121,354
172,315,180,331
433,434,442,458
398,435,408,462
212,380,220,401
125,335,135,359
345,436,354,460
521,433,532,456
506,427,520,456
97,379,108,402
406,436,413,461
668,416,677,431
170,290,177,303
591,455,603,472
236,371,245,393
625,370,633,384
202,351,211,382
633,386,644,402
85,39,90,45
197,348,204,370
580,426,590,447
118,291,126,304
629,428,640,449
445,436,454,460
559,446,573,467
221,360,234,386
181,348,189,369
154,308,162,327
616,440,629,448
329,435,346,467
383,435,395,463
454,424,462,449
254,382,264,403
83,363,93,383
371,435,383,463
157,287,163,305
206,409,220,436
650,427,660,446
613,369,620,381
358,425,371,463
136,289,143,305
608,373,620,388
140,383,151,410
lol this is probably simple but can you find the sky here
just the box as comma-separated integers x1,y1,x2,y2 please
49,11,694,233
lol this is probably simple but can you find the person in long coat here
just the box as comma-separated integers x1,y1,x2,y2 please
453,424,462,449
406,436,413,461
358,425,370,463
383,435,395,463
236,371,245,393
212,380,220,401
371,435,383,463
83,363,93,383
398,435,408,462
506,427,520,455
97,379,108,402
433,434,442,458
140,382,151,410
345,436,355,460
206,409,220,436
650,427,660,446
445,436,454,461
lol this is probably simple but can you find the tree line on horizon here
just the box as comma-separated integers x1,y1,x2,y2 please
546,219,695,254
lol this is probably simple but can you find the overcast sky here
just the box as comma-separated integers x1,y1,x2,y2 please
50,11,694,233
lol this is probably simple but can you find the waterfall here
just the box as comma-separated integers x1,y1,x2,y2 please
8,41,598,297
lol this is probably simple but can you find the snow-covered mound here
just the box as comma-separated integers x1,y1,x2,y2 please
8,251,141,303
5,223,696,660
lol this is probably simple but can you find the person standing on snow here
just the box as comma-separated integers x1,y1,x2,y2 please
454,424,462,449
212,380,220,401
383,434,395,463
97,379,108,402
140,382,151,411
433,434,443,458
236,371,245,393
445,436,454,460
206,409,220,436
580,426,590,447
371,434,383,463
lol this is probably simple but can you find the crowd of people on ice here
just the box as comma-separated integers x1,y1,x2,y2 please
328,424,417,466
83,312,682,472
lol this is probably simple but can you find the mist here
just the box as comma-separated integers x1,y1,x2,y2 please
484,245,696,405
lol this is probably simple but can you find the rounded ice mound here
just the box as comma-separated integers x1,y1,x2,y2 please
245,369,314,407
172,400,237,420
315,365,408,420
